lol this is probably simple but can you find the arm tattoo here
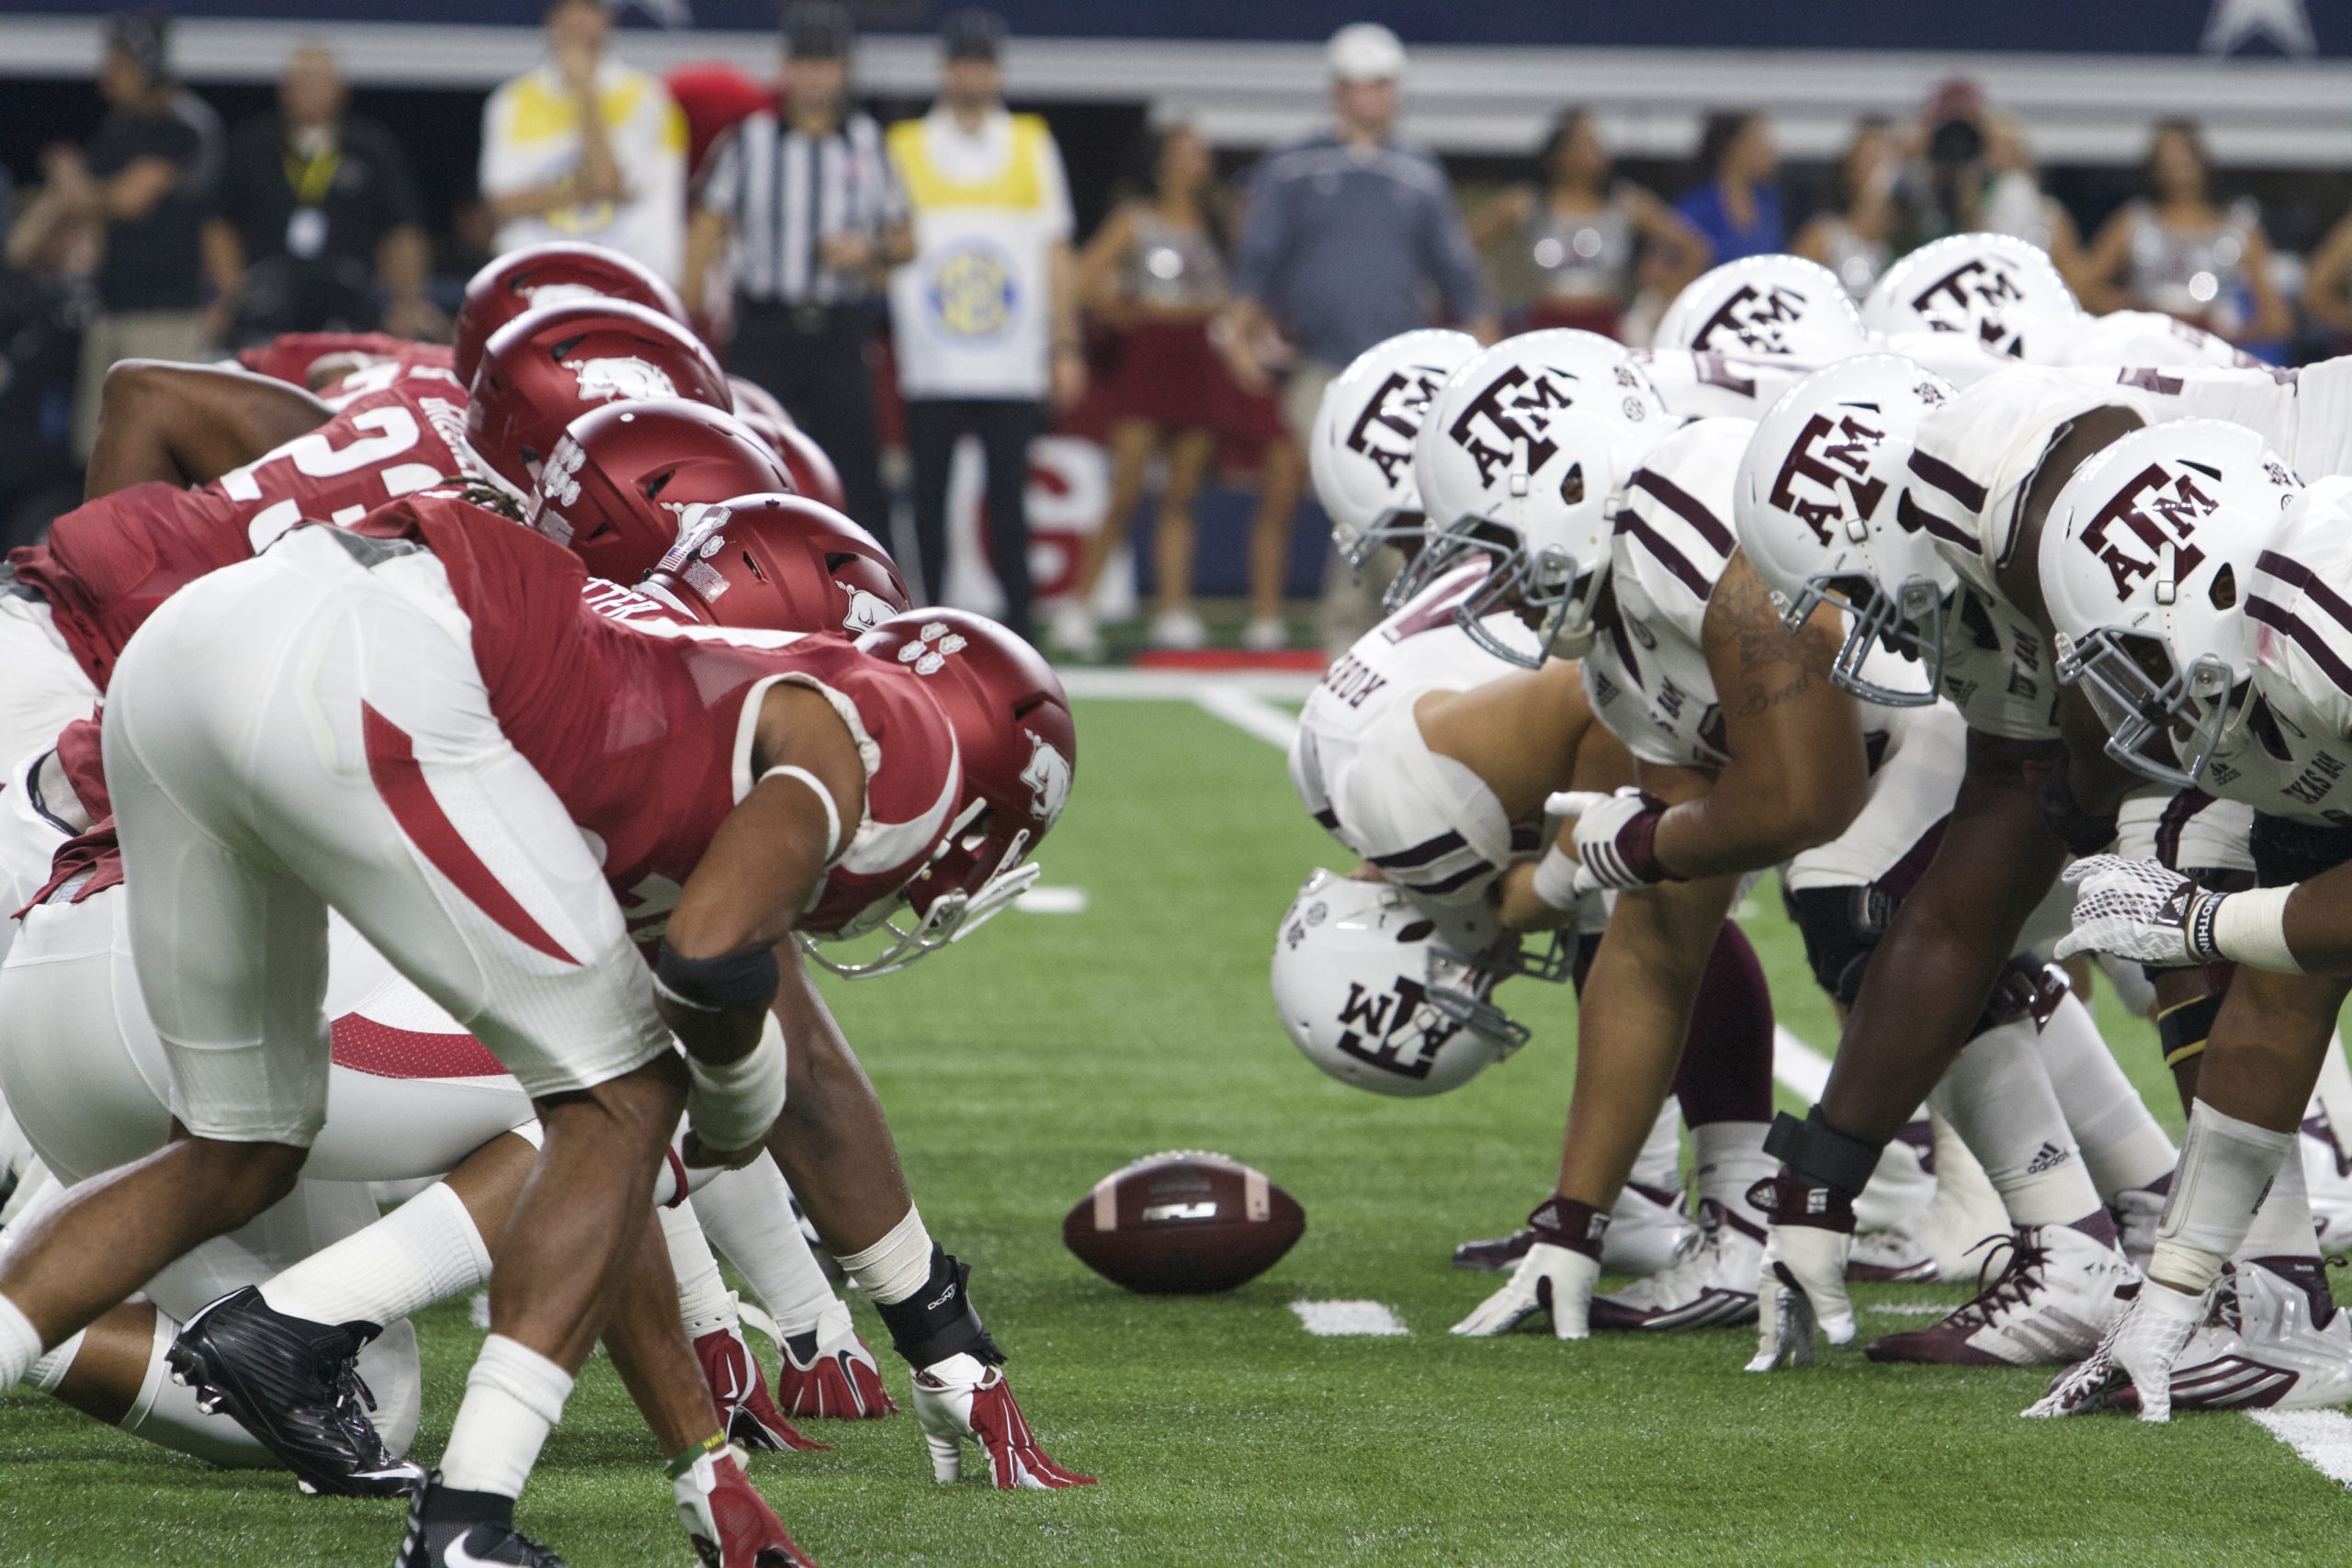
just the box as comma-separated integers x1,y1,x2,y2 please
1705,554,1824,717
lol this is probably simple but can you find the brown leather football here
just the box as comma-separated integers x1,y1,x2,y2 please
1063,1151,1306,1294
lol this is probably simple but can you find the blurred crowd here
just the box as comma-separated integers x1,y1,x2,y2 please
8,6,2352,649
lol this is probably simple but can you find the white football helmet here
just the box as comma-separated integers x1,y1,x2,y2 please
1655,254,1871,363
1863,233,2082,362
1310,329,1483,574
1408,329,1673,667
1271,871,1537,1097
2039,418,2299,788
1736,355,1959,705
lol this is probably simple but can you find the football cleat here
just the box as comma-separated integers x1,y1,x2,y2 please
693,1323,826,1452
1844,1229,1940,1284
2112,1182,2168,1273
394,1472,567,1567
2098,1261,2352,1416
676,1446,821,1567
1851,1121,1937,1235
1590,1201,1763,1331
776,1301,897,1419
911,1355,1094,1488
2303,1120,2352,1257
1849,1122,2011,1284
168,1286,424,1497
1866,1224,2132,1366
1451,1182,1691,1277
2025,1276,2211,1422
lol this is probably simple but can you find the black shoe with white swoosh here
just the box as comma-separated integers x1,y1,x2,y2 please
393,1473,568,1568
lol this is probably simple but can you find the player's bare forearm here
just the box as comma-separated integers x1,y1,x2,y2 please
1555,874,1739,1206
1817,735,2067,1143
761,953,914,1254
85,361,331,498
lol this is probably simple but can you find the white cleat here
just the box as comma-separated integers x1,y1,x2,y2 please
2127,1262,2352,1415
2302,1122,2352,1258
1604,1182,1697,1278
1867,1224,2132,1367
1590,1201,1763,1331
1857,1118,2012,1284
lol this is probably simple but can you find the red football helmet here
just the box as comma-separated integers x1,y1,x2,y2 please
455,242,688,388
639,492,910,636
526,399,791,584
469,299,730,495
804,609,1075,977
728,375,795,429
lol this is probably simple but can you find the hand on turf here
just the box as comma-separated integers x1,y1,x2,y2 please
1449,1241,1600,1339
911,1354,1094,1488
2053,856,2222,968
1746,1224,1856,1371
777,1300,897,1419
1544,789,1678,894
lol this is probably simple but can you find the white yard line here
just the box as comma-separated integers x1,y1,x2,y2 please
1015,886,1090,915
2249,1410,2352,1488
1292,1300,1411,1337
1770,1026,1832,1102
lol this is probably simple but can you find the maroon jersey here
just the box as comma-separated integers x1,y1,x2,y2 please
237,332,455,390
353,496,962,945
201,374,485,547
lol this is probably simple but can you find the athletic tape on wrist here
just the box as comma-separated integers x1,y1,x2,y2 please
1531,843,1583,913
2146,1241,2225,1299
654,940,781,1014
2211,886,2303,975
2156,992,2222,1068
873,1246,1004,1369
685,1027,788,1155
760,764,843,863
1761,1107,1882,1199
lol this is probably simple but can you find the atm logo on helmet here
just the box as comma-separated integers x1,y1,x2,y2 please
1911,259,2027,344
2077,462,2218,598
1333,977,1459,1080
1344,367,1447,486
1770,411,1888,544
1448,366,1579,488
1693,283,1809,353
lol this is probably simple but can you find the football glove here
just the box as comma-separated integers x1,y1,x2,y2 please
776,1300,896,1420
673,1444,820,1567
692,1318,826,1453
911,1354,1094,1489
1449,1242,1601,1340
1746,1224,1858,1371
2022,1279,2208,1423
2053,855,2222,968
1544,789,1680,893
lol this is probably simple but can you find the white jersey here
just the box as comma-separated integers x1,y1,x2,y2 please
2064,356,2352,485
1582,418,1756,769
1290,561,1541,937
2050,310,2258,372
1635,349,1822,421
1873,328,2023,391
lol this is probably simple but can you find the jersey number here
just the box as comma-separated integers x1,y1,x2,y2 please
217,406,442,548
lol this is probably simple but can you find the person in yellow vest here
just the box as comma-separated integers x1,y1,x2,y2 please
887,8,1083,641
479,0,688,286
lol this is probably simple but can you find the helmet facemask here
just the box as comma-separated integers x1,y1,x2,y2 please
1783,569,1949,706
2056,624,2240,791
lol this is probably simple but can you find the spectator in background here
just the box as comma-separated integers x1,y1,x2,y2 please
1673,110,1782,265
2079,118,2291,348
1794,118,1898,298
202,45,436,347
1468,108,1706,338
1224,22,1496,655
1976,115,2083,271
480,0,687,285
42,9,221,459
887,8,1082,640
1054,123,1300,658
687,2,905,535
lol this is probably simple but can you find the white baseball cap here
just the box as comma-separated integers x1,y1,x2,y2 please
1328,22,1405,84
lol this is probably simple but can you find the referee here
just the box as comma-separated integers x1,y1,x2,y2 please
685,2,907,533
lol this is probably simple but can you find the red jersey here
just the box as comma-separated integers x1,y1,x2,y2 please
354,496,962,943
202,374,485,547
237,333,455,391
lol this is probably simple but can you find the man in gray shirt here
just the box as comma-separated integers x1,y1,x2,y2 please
1224,22,1496,651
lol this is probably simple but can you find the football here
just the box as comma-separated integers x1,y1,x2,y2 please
1063,1151,1306,1294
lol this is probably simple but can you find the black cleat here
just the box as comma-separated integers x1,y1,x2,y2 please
168,1285,424,1497
395,1473,568,1567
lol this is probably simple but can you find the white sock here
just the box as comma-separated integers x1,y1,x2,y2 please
1928,1016,2106,1229
695,1155,841,1336
439,1334,573,1499
2164,1100,2300,1264
1690,1121,1773,1234
1629,1100,1683,1194
119,1310,274,1469
259,1182,492,1327
835,1207,933,1307
0,1291,42,1388
658,1200,738,1340
2239,1142,2321,1259
2033,992,2177,1198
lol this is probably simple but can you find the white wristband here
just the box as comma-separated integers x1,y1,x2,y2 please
685,1020,788,1156
2211,886,2302,975
1531,843,1584,913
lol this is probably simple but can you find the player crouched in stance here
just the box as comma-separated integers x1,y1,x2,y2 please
2033,421,2352,1419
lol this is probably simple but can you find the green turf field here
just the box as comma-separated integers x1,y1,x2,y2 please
3,689,2346,1566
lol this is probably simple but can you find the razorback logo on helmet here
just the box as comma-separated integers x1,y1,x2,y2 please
1021,733,1073,828
1343,367,1449,485
1770,411,1890,545
2077,462,2221,597
838,581,899,633
1332,976,1461,1081
658,503,729,572
895,620,969,675
1446,365,1590,488
540,434,587,507
1910,260,2029,344
1690,283,1811,355
563,355,678,404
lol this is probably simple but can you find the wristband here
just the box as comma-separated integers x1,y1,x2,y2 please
654,940,780,1014
874,1246,1005,1368
1530,843,1584,913
2210,886,2302,974
2146,1242,2224,1300
684,1024,787,1155
1762,1107,1882,1199
1527,1195,1611,1262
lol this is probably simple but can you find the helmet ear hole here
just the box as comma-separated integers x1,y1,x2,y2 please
1396,919,1435,943
2208,562,2237,612
1559,462,1585,507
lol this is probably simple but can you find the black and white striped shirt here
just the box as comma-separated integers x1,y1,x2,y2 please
701,108,905,307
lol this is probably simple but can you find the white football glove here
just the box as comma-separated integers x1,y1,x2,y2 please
910,1353,1092,1489
2053,855,2222,968
1544,788,1677,894
2023,1279,2208,1422
1450,1242,1601,1340
1746,1224,1857,1371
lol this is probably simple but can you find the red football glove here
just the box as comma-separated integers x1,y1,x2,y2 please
777,1303,897,1419
910,1355,1094,1489
675,1445,821,1567
693,1324,827,1453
